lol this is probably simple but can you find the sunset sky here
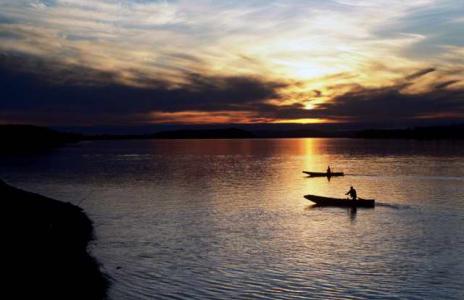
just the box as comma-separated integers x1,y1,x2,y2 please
0,0,463,127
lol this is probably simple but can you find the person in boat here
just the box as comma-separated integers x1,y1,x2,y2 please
327,166,331,175
345,186,357,200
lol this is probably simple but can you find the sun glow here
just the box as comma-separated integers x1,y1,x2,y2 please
304,102,316,110
0,0,463,125
275,118,333,125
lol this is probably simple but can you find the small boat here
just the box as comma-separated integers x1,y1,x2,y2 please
303,171,344,177
304,194,375,208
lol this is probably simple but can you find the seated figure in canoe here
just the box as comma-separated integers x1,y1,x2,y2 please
345,186,357,200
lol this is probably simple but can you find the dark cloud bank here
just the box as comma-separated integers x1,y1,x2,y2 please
1,53,463,127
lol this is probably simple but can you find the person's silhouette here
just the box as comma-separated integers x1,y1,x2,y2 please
345,186,357,200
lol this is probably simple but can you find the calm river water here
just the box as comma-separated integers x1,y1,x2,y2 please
1,138,464,299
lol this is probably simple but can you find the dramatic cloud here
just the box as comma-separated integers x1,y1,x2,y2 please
260,68,464,124
2,53,463,127
0,53,288,125
0,0,463,125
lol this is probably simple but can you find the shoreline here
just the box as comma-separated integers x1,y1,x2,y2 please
1,179,108,299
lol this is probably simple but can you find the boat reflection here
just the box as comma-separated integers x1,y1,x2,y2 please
348,207,357,223
305,204,358,223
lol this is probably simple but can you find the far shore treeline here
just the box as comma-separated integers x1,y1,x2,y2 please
1,123,464,153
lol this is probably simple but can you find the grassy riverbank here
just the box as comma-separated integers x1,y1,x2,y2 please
1,179,108,299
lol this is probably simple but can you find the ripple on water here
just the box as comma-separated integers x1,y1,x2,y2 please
3,139,464,299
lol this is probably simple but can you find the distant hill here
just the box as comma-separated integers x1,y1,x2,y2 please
144,124,464,139
85,128,256,140
149,128,256,139
0,125,81,153
2,123,464,155
356,124,464,139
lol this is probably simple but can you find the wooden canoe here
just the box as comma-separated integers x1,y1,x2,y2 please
303,171,344,177
304,194,375,208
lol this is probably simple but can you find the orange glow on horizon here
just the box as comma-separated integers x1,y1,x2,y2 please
149,111,341,125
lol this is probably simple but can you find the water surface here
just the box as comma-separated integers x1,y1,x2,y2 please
2,138,464,299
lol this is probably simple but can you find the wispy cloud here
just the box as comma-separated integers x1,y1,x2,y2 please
0,0,463,125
